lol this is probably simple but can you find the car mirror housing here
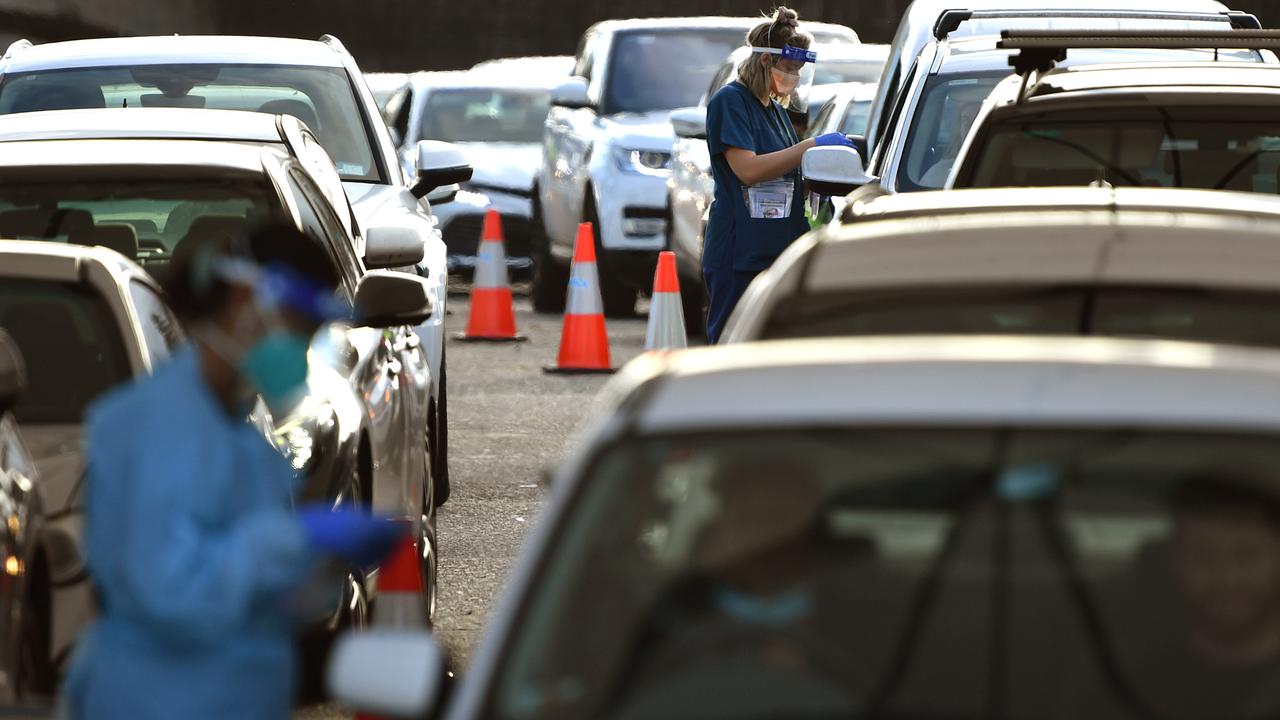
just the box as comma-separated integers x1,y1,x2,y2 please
327,630,445,718
0,330,26,414
802,145,875,197
353,271,434,328
364,224,426,268
550,76,592,109
670,106,707,140
411,140,473,199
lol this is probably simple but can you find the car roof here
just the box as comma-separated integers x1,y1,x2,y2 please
0,137,276,178
0,108,285,144
408,69,561,91
613,335,1280,433
1024,61,1280,100
811,42,891,62
936,36,1254,74
587,16,855,38
1,35,345,73
0,239,156,290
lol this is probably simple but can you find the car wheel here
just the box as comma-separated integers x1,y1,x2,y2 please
420,435,439,627
530,197,568,313
681,273,707,340
432,348,450,508
584,195,637,317
14,565,51,700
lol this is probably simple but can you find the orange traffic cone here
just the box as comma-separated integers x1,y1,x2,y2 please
371,535,427,629
457,209,526,342
544,222,614,374
644,251,688,352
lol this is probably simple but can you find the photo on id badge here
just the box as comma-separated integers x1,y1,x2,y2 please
746,178,794,219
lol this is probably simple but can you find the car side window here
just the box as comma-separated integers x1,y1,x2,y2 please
807,100,836,140
285,166,362,301
390,87,412,143
574,33,597,81
298,130,356,238
872,62,918,175
128,280,184,361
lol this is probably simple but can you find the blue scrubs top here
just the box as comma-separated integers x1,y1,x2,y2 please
704,81,810,273
67,347,311,720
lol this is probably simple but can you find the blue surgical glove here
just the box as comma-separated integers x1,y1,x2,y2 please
297,505,410,569
815,132,855,148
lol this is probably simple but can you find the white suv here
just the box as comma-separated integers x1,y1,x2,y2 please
532,17,857,315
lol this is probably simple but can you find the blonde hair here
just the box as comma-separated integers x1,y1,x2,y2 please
736,6,812,106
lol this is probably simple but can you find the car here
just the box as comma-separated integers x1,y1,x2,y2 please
861,0,1254,164
363,71,411,122
721,186,1280,344
0,114,441,680
532,17,857,316
949,31,1280,194
470,55,576,76
0,330,49,701
848,34,1264,199
389,69,563,274
0,34,463,506
329,333,1280,720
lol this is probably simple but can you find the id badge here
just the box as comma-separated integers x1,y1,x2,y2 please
743,178,794,219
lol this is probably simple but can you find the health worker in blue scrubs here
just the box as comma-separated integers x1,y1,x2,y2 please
703,6,855,343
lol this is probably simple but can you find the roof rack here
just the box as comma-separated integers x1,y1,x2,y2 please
1000,28,1280,75
932,9,1259,42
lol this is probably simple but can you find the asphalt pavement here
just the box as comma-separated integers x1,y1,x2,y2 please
298,279,654,718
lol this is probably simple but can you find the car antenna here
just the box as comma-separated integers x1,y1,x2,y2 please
122,98,128,108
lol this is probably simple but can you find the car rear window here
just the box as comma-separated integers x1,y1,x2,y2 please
419,87,550,144
757,286,1280,347
963,108,1280,194
0,64,381,182
0,279,130,424
492,426,1280,720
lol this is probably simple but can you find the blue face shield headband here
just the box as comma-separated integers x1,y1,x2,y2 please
212,257,349,324
750,44,818,64
749,44,818,112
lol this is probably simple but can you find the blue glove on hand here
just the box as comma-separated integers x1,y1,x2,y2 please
815,132,855,148
297,505,410,569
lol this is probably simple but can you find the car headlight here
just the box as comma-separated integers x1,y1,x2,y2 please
613,147,672,177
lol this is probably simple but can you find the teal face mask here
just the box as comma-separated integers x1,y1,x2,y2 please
240,331,312,412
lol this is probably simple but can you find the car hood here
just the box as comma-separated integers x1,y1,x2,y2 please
457,143,541,193
600,111,676,152
21,424,83,511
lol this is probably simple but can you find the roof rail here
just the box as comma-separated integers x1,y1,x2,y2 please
1000,29,1280,75
318,34,348,55
2,39,31,62
932,9,1256,42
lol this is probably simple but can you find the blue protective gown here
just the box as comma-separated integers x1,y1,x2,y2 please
65,347,311,719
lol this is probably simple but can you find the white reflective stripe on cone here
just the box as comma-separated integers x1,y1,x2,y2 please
372,593,426,629
565,261,604,316
645,292,688,351
473,240,510,290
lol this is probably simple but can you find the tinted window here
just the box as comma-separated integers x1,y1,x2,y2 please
493,427,1280,720
897,72,1006,191
285,168,361,299
0,179,277,267
420,88,550,144
602,30,744,115
128,280,183,362
840,99,874,136
0,64,380,182
758,286,1280,348
964,109,1280,194
0,280,130,423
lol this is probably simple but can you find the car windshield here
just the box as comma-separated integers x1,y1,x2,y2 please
965,108,1280,193
898,72,1007,191
419,87,550,144
840,99,874,136
0,279,130,424
0,64,380,182
0,179,278,268
757,286,1280,347
813,59,883,86
602,29,745,115
491,427,1280,720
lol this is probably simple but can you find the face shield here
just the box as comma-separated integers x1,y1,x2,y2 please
752,44,817,113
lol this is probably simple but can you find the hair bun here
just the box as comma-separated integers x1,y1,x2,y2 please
772,6,799,29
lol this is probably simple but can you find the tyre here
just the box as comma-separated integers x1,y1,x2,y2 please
680,273,707,340
431,347,450,508
584,194,637,317
420,434,439,626
14,561,51,700
530,197,568,313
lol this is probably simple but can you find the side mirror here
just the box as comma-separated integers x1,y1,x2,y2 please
802,146,875,197
670,106,707,140
411,140,473,200
327,630,445,718
848,134,869,162
426,183,460,206
354,271,434,328
364,224,426,269
0,329,26,414
550,76,592,109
